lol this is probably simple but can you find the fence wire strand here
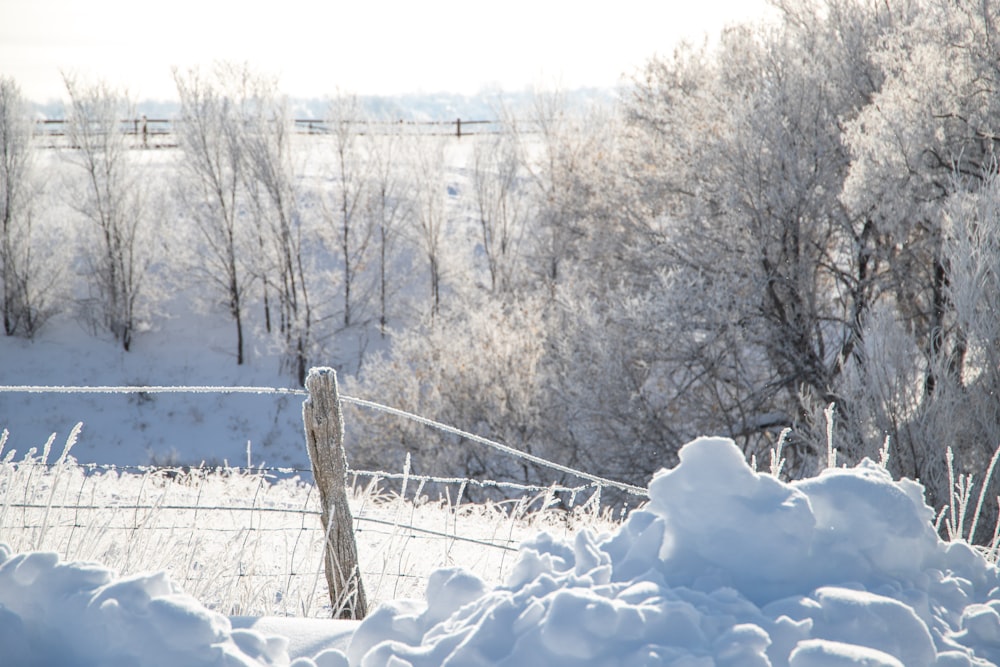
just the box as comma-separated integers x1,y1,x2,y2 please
0,380,630,616
0,459,562,616
0,384,647,496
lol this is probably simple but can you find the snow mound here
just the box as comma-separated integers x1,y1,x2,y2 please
0,544,304,666
345,437,1000,666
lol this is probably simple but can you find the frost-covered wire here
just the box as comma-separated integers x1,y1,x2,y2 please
0,384,308,396
348,469,597,496
355,516,518,552
13,460,600,496
6,501,520,552
0,384,648,497
340,395,648,496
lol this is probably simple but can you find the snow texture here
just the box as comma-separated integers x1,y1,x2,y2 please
345,438,1000,666
4,436,1000,666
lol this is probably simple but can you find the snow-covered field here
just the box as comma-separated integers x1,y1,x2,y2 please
4,436,1000,666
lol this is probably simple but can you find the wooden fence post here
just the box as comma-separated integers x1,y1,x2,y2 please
303,367,368,619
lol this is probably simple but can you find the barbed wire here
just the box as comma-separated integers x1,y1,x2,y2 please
340,395,647,496
0,383,649,497
349,469,597,496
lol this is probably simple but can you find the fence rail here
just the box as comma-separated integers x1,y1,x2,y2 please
33,116,513,149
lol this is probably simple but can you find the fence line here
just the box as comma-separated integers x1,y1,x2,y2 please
2,501,519,552
33,117,518,147
0,384,646,496
0,452,578,617
0,377,626,617
294,117,504,138
0,384,307,396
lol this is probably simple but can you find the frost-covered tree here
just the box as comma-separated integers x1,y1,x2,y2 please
63,75,154,351
620,26,853,466
173,64,255,365
241,84,314,386
407,135,448,315
321,92,374,330
0,77,61,337
823,0,1000,527
841,0,1000,400
515,88,623,288
363,117,411,337
343,296,550,491
471,126,529,293
835,172,1000,537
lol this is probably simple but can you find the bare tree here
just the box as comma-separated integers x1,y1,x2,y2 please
0,77,60,337
408,135,447,314
471,126,529,293
514,88,621,288
323,93,374,329
63,74,151,351
364,116,411,336
173,64,253,365
241,86,314,386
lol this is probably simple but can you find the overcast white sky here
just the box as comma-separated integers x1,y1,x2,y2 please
1,0,773,102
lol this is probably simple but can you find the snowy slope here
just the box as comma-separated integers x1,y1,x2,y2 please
4,436,1000,666
0,303,313,472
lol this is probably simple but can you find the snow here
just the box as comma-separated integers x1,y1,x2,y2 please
4,436,1000,665
0,292,314,472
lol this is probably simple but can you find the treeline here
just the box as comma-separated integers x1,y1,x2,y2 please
348,0,1000,535
4,0,1000,536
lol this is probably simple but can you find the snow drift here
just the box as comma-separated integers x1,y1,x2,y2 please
4,436,1000,666
347,437,1000,667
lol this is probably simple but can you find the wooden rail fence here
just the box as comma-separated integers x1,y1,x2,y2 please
34,117,507,148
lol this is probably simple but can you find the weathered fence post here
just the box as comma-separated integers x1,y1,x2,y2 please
303,367,368,619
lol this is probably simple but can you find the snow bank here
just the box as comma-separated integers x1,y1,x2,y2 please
0,544,320,666
4,436,1000,666
345,437,1000,666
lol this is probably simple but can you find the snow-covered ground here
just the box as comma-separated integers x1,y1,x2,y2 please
0,295,314,471
4,436,1000,666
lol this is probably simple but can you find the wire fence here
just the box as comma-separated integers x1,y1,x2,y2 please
0,381,636,618
0,384,646,496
